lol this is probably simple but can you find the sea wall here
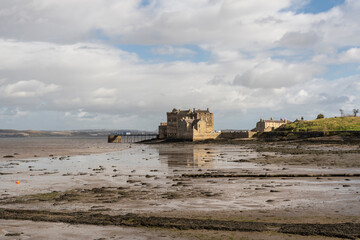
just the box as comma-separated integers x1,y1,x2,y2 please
193,132,221,141
218,131,256,139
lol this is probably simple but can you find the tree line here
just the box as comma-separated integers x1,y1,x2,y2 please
316,109,359,119
339,109,359,117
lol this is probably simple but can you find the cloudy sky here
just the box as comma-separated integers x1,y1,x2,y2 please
1,0,360,131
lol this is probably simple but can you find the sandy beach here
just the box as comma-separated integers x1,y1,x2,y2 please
1,138,360,239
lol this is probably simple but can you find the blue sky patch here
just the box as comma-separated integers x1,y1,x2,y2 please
321,63,360,80
269,47,314,62
117,44,211,63
140,0,152,7
298,0,345,14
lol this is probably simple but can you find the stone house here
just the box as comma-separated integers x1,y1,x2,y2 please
255,117,291,132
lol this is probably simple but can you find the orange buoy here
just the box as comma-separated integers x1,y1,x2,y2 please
16,181,20,184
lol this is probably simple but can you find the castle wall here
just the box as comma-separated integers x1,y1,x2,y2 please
177,119,194,140
194,112,214,132
166,112,179,138
165,108,214,140
158,123,167,139
166,109,193,139
193,132,220,141
193,119,207,134
218,131,256,139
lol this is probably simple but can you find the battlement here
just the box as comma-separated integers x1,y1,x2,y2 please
168,108,210,115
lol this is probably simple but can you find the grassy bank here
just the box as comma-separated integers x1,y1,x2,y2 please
277,117,360,132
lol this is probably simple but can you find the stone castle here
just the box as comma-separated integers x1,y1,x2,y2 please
158,108,290,141
158,108,220,141
108,108,291,143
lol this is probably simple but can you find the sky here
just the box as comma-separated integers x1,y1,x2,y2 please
0,0,360,131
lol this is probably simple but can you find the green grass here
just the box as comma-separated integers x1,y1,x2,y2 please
276,117,360,132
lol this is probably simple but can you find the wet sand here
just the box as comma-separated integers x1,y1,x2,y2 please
0,138,359,239
1,219,347,240
0,137,125,161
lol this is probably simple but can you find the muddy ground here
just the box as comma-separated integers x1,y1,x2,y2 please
0,137,124,161
0,138,359,239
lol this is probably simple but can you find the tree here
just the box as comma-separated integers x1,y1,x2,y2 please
339,109,344,117
317,113,324,119
354,109,359,117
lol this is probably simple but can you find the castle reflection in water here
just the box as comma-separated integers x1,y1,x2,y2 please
158,145,216,168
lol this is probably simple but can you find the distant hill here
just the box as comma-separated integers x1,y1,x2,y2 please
0,129,156,138
276,117,360,132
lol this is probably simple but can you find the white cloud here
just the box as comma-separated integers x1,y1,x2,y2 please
277,31,321,48
0,107,28,118
233,58,322,89
0,80,59,98
287,0,310,11
0,0,359,52
283,76,360,110
77,110,98,120
0,0,146,43
285,89,310,104
0,37,358,129
339,48,360,63
0,0,359,58
93,88,117,97
0,39,221,114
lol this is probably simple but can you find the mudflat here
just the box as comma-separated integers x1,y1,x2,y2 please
0,137,124,161
0,138,359,239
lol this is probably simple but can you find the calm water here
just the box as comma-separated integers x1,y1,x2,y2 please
2,138,357,197
0,140,262,195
